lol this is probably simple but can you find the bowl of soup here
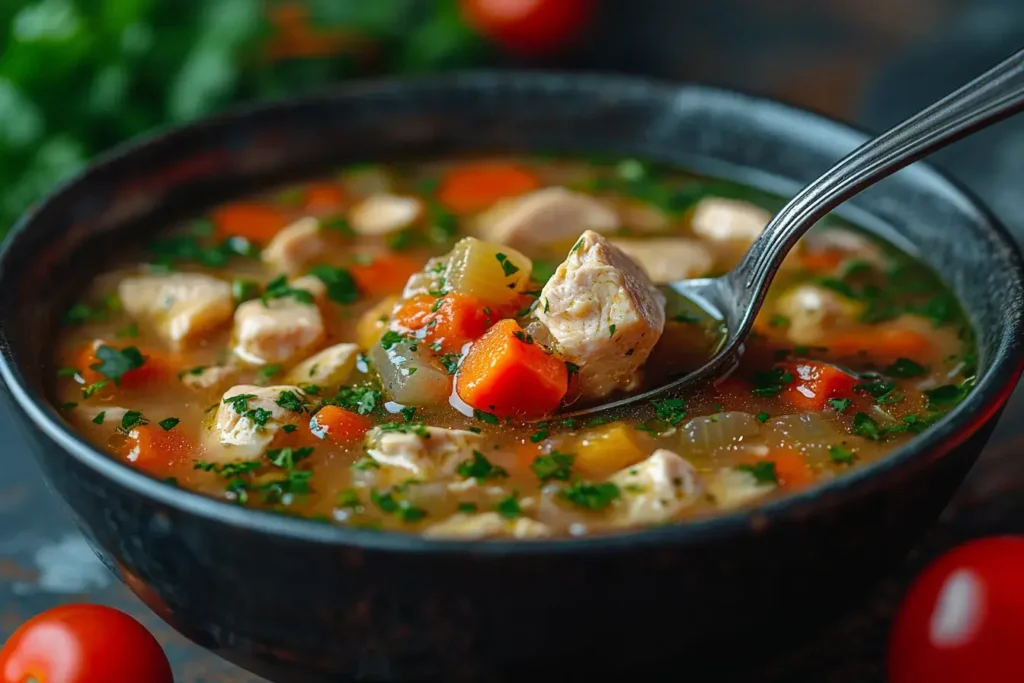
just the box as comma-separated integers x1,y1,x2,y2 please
0,73,1021,681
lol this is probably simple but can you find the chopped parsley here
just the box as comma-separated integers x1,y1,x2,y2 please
60,402,77,411
851,412,881,440
751,367,794,397
275,391,305,412
282,424,298,434
735,461,777,484
560,481,620,510
570,237,584,254
158,417,180,431
885,357,927,378
755,411,770,423
256,364,283,383
829,445,856,464
652,398,687,426
232,279,260,303
400,406,417,423
855,379,902,405
529,428,549,443
118,410,148,434
81,380,109,399
495,253,520,277
89,345,145,385
672,312,701,324
91,411,106,425
513,330,534,344
438,353,461,375
769,315,790,328
262,275,315,305
370,489,426,523
828,398,852,413
608,324,616,337
473,409,499,425
380,330,406,351
333,385,382,415
925,383,971,410
531,451,574,482
457,502,478,514
456,450,508,481
267,446,315,469
565,362,580,377
116,323,139,339
495,493,522,519
308,264,360,305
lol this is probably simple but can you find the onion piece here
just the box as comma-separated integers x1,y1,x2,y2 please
369,340,450,407
681,412,760,454
763,413,842,457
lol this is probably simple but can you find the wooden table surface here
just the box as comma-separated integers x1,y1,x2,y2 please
4,14,1024,679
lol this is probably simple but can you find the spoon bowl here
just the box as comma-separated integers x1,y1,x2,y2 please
562,46,1024,421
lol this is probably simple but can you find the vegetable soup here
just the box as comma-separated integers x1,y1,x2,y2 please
52,157,975,538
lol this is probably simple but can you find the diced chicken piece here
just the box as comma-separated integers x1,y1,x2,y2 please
618,200,671,232
284,343,359,387
205,385,306,462
423,512,551,539
180,364,238,392
117,273,234,345
260,217,323,275
609,449,702,525
365,426,483,479
349,194,422,235
774,283,862,346
803,227,889,268
690,197,772,244
708,467,776,509
477,187,620,249
610,238,714,284
231,296,325,366
536,230,666,399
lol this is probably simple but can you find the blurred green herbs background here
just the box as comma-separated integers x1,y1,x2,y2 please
0,0,498,235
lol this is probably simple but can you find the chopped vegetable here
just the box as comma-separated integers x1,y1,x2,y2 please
437,162,540,212
573,422,647,477
211,203,290,244
781,361,858,411
310,406,374,443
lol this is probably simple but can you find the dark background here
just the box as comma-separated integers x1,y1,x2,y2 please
3,1,1024,680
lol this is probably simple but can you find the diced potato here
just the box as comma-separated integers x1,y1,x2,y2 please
444,237,532,307
369,339,451,406
357,295,399,349
284,343,359,387
573,422,647,477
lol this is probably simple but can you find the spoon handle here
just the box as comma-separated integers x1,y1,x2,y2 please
730,46,1024,325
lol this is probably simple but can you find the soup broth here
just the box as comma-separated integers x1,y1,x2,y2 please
52,157,975,538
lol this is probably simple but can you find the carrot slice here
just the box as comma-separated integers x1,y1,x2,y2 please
437,162,541,213
761,450,815,490
825,327,930,361
304,183,346,211
310,405,373,443
801,249,845,273
118,424,193,471
781,361,858,411
211,202,291,244
391,293,494,354
456,318,568,418
349,254,424,296
77,343,172,392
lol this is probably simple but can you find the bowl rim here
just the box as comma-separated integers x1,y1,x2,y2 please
2,69,1022,556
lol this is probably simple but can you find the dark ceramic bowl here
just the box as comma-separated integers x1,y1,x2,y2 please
1,73,1022,682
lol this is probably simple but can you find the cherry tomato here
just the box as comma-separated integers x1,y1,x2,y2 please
460,0,595,57
889,536,1024,683
0,604,173,683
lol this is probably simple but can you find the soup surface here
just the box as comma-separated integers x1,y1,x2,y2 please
52,157,975,538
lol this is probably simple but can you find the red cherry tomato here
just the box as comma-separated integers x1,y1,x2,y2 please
0,604,173,683
460,0,595,57
889,536,1024,683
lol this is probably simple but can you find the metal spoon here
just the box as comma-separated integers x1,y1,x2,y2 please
565,47,1024,420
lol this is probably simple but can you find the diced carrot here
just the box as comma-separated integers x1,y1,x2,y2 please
211,202,291,244
309,405,373,443
760,450,815,490
391,293,494,354
437,162,541,213
825,327,930,361
304,183,346,211
77,343,172,392
118,424,193,472
456,319,568,418
781,361,858,411
349,254,424,296
801,249,845,273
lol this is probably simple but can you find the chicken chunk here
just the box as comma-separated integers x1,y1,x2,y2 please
365,426,483,479
205,384,306,462
609,238,715,284
423,512,551,540
284,343,359,387
689,197,772,244
803,227,889,268
609,449,702,525
231,295,325,366
180,364,238,392
117,272,234,345
774,283,863,346
349,194,422,235
707,467,776,509
476,187,620,249
260,217,323,275
536,230,666,399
